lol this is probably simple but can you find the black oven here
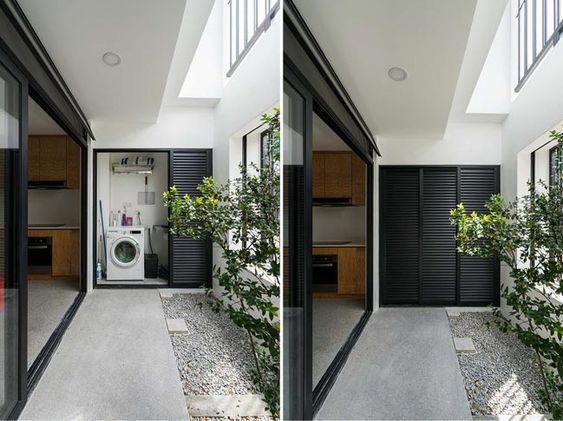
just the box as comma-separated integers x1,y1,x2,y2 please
28,237,52,274
312,254,338,292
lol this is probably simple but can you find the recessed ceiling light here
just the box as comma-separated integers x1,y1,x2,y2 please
388,66,408,82
102,52,122,66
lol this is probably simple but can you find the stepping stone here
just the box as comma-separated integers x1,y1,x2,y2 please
453,337,476,353
159,290,173,299
166,318,188,333
186,395,268,417
447,310,461,317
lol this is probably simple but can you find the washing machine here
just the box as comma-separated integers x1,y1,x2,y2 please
106,226,145,280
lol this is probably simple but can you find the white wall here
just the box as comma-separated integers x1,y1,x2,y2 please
28,189,81,226
91,106,214,149
378,121,502,165
212,10,280,292
312,207,366,243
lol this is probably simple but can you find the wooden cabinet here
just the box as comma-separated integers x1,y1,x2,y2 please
66,137,81,189
28,136,41,181
312,153,325,198
324,152,351,198
40,136,67,181
312,246,365,296
27,135,80,189
28,229,80,278
312,151,365,205
337,247,365,295
351,154,366,206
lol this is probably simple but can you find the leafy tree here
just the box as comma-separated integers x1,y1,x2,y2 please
164,109,280,418
451,130,563,418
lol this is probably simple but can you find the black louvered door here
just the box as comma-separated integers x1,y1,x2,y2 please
170,150,212,288
380,166,499,306
381,168,420,305
421,168,457,305
458,167,500,305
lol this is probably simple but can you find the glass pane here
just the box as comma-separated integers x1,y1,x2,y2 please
282,81,306,420
114,241,136,264
311,112,367,389
0,62,21,418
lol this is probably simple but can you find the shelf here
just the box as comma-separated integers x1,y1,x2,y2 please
112,163,154,175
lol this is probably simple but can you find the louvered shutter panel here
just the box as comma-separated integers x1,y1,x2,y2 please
381,168,420,305
421,168,457,304
170,150,212,287
458,167,499,305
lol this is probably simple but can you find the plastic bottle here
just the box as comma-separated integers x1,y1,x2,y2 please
96,262,102,280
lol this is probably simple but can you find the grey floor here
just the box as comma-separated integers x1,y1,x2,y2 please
20,290,188,420
316,308,472,420
28,280,79,367
97,277,168,286
313,298,365,387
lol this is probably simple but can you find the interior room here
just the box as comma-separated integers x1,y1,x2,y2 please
27,98,81,367
311,112,367,387
96,151,169,286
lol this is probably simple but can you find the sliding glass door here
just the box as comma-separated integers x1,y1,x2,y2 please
282,74,313,421
0,58,26,418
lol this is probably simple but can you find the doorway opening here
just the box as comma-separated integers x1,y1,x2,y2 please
95,151,170,287
26,97,83,368
311,112,367,387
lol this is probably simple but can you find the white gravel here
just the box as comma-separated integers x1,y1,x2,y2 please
162,293,259,396
449,312,548,416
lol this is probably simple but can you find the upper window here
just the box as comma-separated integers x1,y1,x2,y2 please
549,145,562,186
227,0,280,77
516,0,563,91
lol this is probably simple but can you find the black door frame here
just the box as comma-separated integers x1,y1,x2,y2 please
379,164,501,307
284,64,375,418
0,51,89,420
92,148,213,289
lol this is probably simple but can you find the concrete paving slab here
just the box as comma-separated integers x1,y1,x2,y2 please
20,290,188,420
315,308,471,420
454,337,477,353
447,310,461,317
159,290,173,299
186,395,268,417
167,318,188,333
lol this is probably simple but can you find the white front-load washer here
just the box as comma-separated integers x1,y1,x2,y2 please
106,226,145,281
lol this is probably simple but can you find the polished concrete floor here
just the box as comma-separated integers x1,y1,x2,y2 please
21,290,188,420
28,279,78,367
312,298,365,387
316,308,471,420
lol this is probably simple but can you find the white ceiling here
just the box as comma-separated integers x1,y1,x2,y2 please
28,98,65,135
294,0,479,140
313,113,351,151
18,0,188,124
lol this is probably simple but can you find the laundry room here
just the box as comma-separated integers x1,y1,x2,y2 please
95,151,169,286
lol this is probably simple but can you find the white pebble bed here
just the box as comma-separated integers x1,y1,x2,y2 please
161,293,259,396
449,312,548,416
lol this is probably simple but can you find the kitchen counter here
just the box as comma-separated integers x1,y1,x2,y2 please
28,226,80,230
312,243,365,248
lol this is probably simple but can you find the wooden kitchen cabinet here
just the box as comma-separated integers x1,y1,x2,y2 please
324,152,351,198
40,136,67,181
28,136,41,181
66,137,81,189
351,154,365,206
312,153,325,198
69,230,80,276
312,151,364,204
27,135,81,188
312,246,366,296
28,229,79,278
337,247,365,295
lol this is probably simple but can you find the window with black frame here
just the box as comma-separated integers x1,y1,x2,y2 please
549,145,562,186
